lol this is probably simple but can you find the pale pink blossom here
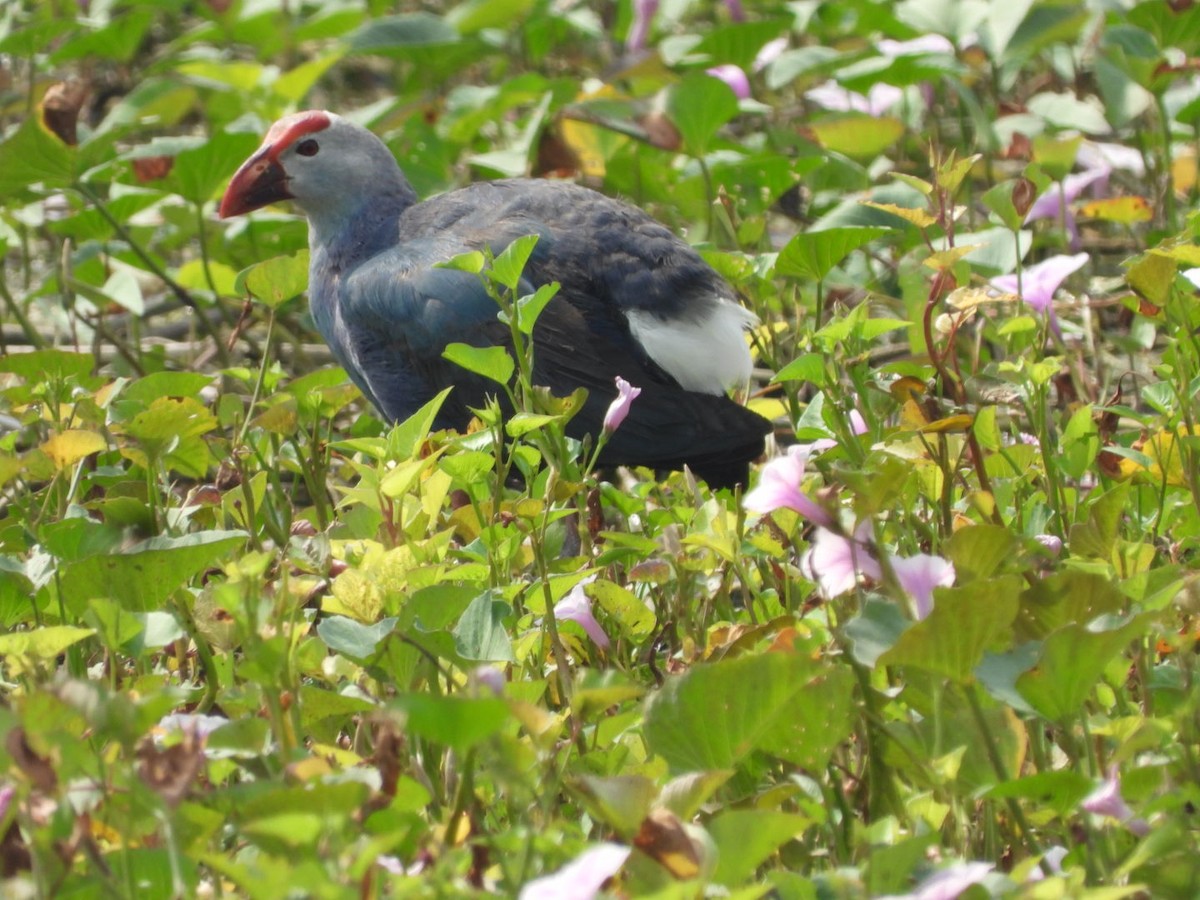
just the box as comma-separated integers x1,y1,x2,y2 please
519,843,631,900
1026,845,1068,882
877,35,956,57
603,377,641,434
753,37,788,72
0,784,12,820
707,64,751,100
553,578,610,649
891,553,955,619
990,252,1089,317
743,446,834,527
1081,767,1150,836
799,522,881,598
1035,534,1063,556
626,0,658,52
881,861,994,900
1024,168,1109,247
471,665,506,696
805,80,904,116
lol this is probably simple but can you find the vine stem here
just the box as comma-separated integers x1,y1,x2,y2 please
965,683,1049,871
75,181,230,365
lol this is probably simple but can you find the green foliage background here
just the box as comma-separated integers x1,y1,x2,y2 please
0,0,1199,897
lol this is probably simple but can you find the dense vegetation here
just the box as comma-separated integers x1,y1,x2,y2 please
1,0,1199,896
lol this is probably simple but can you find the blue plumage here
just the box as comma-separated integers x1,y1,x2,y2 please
221,111,771,488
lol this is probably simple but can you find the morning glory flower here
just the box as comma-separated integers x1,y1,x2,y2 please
603,377,641,434
625,0,658,52
1081,767,1150,836
990,253,1089,326
519,843,631,900
805,80,904,116
553,577,610,649
707,64,751,100
799,522,881,598
890,553,956,620
743,445,835,527
880,860,994,900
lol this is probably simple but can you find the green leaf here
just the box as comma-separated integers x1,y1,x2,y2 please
0,626,95,666
666,71,740,156
119,372,215,407
845,597,910,668
776,226,890,281
569,774,658,838
349,13,461,54
773,353,827,386
236,251,311,309
1016,612,1154,720
1015,570,1130,642
56,530,246,615
809,115,905,159
880,576,1022,683
588,579,656,640
390,694,509,753
443,343,515,385
0,348,94,381
515,282,558,335
1068,483,1130,560
446,0,536,34
708,811,809,886
0,117,74,195
643,652,853,773
490,233,540,292
317,615,398,660
943,525,1017,581
452,590,514,662
164,129,262,205
388,387,453,459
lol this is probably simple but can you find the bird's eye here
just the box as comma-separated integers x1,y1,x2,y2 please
296,139,319,157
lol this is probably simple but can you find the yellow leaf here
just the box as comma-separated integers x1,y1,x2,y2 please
40,429,106,470
1078,195,1152,224
809,115,905,159
946,286,1018,310
1172,151,1196,196
921,414,974,434
900,398,929,429
861,201,938,229
890,377,928,402
923,245,983,269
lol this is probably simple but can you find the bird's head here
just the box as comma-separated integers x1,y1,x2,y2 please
220,110,409,221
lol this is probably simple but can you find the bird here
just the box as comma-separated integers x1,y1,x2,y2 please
219,110,772,489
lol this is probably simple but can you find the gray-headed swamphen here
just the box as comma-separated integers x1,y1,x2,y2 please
219,111,772,488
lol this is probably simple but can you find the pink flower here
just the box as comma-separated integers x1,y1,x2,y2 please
0,783,13,821
1023,168,1108,248
890,553,955,620
753,37,788,72
743,446,834,527
471,665,506,696
1034,534,1063,556
881,861,993,900
805,80,904,116
707,64,751,100
990,252,1089,318
519,843,631,900
553,578,610,649
722,0,745,21
603,377,641,434
1081,767,1150,836
625,0,658,52
799,522,881,598
876,35,956,57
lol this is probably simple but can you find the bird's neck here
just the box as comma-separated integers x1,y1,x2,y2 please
307,184,416,276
